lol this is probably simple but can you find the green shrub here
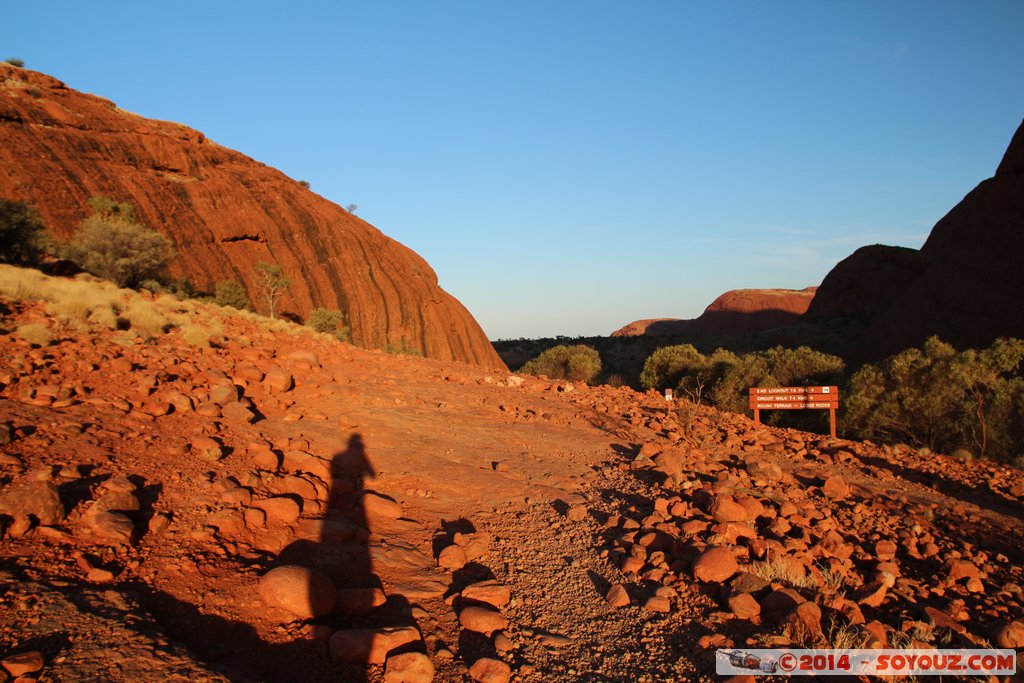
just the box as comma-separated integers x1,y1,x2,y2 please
62,200,174,288
298,180,310,189
305,309,350,339
86,195,136,222
214,279,251,310
639,344,707,391
519,344,602,383
639,343,843,415
0,199,48,266
4,58,24,68
845,336,1024,461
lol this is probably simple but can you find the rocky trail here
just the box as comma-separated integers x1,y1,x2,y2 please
1,294,1024,682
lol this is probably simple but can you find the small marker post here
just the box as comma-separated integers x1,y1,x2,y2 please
664,388,673,415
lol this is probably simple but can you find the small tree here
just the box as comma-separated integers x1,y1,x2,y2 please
214,279,251,310
62,199,173,288
4,58,25,68
254,262,290,319
0,199,48,266
345,204,358,215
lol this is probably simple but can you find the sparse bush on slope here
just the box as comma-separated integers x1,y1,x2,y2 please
214,279,252,310
62,197,174,288
519,344,602,383
306,307,349,340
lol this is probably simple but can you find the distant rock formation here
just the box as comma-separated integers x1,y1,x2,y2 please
807,118,1024,362
610,318,684,338
612,288,817,338
687,287,818,336
0,64,505,370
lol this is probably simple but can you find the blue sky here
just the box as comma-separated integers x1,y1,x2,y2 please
5,1,1024,339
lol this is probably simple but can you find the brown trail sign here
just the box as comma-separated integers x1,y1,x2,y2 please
749,385,839,438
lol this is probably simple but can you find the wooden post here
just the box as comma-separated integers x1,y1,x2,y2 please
829,406,836,439
753,407,761,425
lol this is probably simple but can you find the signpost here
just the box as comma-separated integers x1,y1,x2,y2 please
749,386,839,438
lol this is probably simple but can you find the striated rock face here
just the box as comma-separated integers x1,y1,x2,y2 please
611,288,816,338
0,65,505,370
808,119,1024,361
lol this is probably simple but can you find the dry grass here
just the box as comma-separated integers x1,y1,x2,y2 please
87,305,119,329
747,557,818,589
0,264,348,353
178,316,225,347
824,620,872,650
178,323,213,348
15,322,52,346
121,299,169,338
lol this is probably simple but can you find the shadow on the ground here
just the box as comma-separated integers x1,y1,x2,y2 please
126,432,423,682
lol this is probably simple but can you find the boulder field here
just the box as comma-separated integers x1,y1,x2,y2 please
1,294,1022,681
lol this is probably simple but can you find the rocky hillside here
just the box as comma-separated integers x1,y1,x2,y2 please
807,119,1024,362
612,288,817,338
0,64,505,370
2,268,1022,681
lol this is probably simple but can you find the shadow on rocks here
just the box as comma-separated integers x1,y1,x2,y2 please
132,432,427,682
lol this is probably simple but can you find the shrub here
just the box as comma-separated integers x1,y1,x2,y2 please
0,199,48,266
639,344,706,391
519,344,602,383
253,262,290,319
214,279,251,310
62,202,174,288
306,307,343,332
86,195,136,222
298,180,310,189
4,58,24,68
845,336,1024,461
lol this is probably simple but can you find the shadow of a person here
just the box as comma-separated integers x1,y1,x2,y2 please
131,433,412,682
